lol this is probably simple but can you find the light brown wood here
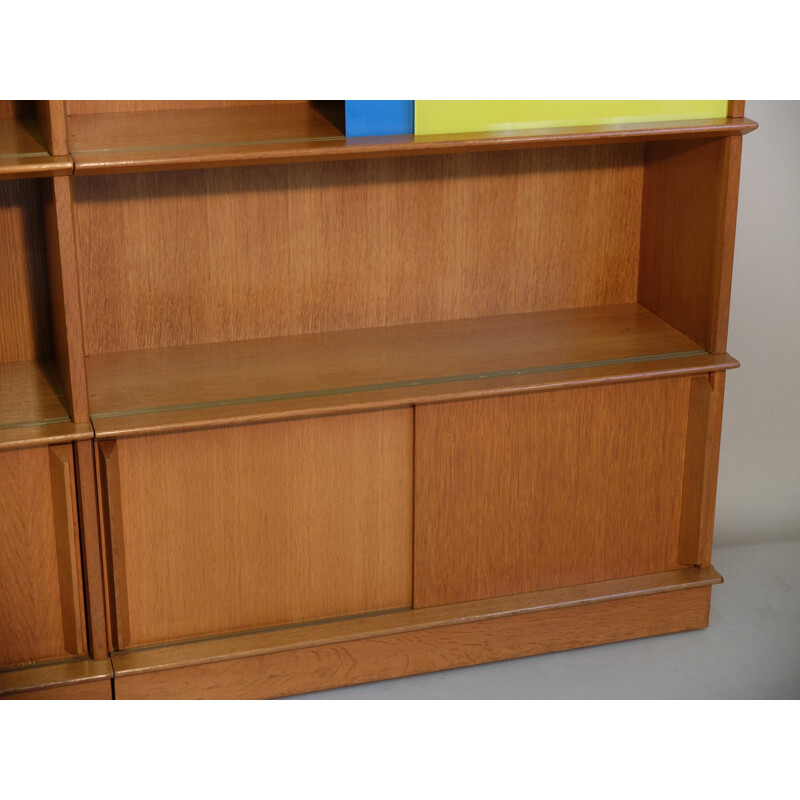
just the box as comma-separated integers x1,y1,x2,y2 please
97,440,130,649
112,566,722,674
0,446,86,666
415,377,693,607
98,409,413,649
67,101,756,175
0,360,92,452
679,372,727,567
0,116,73,179
113,584,715,699
66,100,286,115
48,445,84,654
41,177,90,422
35,101,68,156
73,439,109,659
86,303,738,438
73,145,643,354
0,657,112,698
639,134,745,354
0,178,50,362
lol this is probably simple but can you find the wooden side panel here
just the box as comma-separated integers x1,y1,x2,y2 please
35,101,68,155
72,145,643,354
639,135,743,353
415,378,692,608
114,586,712,699
679,372,726,567
100,410,413,648
41,177,90,422
0,447,84,666
0,179,50,363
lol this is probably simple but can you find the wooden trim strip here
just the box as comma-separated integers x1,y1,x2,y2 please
0,658,112,698
97,440,130,650
74,440,109,659
727,101,746,118
0,421,93,453
71,115,758,176
679,373,727,566
34,101,68,156
48,445,84,654
114,586,715,699
113,566,722,677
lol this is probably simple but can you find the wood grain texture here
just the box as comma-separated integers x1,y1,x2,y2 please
67,101,756,175
41,177,90,421
0,178,50,362
0,116,73,179
73,145,643,353
113,585,714,699
0,360,91,452
415,377,693,607
100,409,413,648
0,101,34,120
0,657,112,698
639,135,744,354
35,101,68,156
97,440,130,649
679,372,726,567
113,566,722,674
0,446,85,666
48,445,84,654
66,100,288,115
73,439,109,659
86,303,739,438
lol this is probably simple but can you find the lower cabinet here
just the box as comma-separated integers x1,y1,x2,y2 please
0,444,86,667
97,408,413,649
414,376,707,607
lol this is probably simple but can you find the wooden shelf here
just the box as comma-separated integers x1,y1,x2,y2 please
87,303,738,439
0,117,73,180
68,101,758,175
0,360,92,450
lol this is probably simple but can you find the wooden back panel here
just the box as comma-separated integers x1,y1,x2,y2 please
0,101,34,120
0,179,51,363
73,144,644,354
66,100,297,115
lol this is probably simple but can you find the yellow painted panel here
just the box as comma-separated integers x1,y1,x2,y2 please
415,101,730,136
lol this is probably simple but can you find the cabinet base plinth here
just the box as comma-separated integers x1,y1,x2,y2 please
0,658,113,700
112,569,719,699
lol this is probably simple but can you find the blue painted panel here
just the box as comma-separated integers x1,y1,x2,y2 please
345,101,414,137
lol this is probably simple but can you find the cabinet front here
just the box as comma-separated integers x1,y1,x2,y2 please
414,377,702,608
0,445,85,667
98,409,413,649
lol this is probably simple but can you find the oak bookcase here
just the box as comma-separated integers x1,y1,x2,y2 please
0,100,756,699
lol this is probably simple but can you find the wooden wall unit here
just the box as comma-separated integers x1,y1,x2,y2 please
0,100,756,698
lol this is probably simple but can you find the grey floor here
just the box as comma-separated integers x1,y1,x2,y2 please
290,537,800,699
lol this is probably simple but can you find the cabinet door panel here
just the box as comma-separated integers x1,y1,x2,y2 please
100,409,413,648
414,378,693,608
0,445,85,666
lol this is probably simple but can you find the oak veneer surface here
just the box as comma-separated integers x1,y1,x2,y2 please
415,377,692,607
0,447,84,666
639,136,743,354
73,145,643,353
114,585,713,699
66,100,290,115
0,178,50,362
0,360,93,451
86,303,738,438
4,679,112,700
0,657,112,698
101,409,413,648
66,100,756,174
0,117,73,179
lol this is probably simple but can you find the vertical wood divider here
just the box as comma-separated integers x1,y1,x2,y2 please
678,372,726,567
48,444,84,654
41,176,89,423
727,101,746,118
74,440,110,659
97,440,131,650
34,101,69,156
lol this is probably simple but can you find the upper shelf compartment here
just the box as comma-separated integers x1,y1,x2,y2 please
68,100,758,175
0,102,73,180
